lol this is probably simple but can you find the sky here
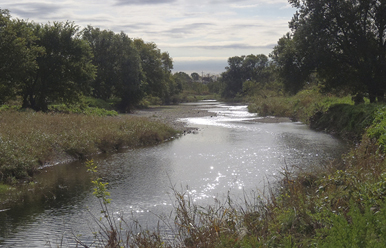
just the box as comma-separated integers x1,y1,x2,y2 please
1,0,296,75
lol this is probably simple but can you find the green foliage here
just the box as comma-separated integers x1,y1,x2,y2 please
133,39,180,105
0,104,20,112
249,86,353,123
367,106,386,152
1,9,178,114
21,21,96,111
311,103,379,141
83,27,143,112
220,54,274,99
86,160,111,205
279,0,386,102
0,10,43,104
270,33,313,94
48,104,118,117
83,97,114,110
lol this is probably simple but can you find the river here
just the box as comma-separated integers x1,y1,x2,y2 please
0,101,348,247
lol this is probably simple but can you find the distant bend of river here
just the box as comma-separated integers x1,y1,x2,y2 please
0,101,348,247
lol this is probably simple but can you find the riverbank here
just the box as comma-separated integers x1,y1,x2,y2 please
0,110,180,183
0,103,220,184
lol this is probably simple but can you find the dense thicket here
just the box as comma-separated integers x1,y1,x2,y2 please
0,9,182,111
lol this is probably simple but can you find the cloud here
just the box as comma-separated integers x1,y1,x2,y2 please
168,43,276,50
172,59,228,74
231,4,260,9
115,0,177,5
161,22,215,38
6,2,62,20
173,56,229,61
1,0,296,74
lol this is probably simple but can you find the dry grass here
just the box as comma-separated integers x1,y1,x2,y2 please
0,110,178,182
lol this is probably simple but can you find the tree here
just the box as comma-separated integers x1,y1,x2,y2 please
114,32,144,111
270,33,312,94
83,27,143,111
174,72,192,91
220,54,271,98
242,54,269,82
82,27,118,100
21,21,96,111
134,39,165,98
191,72,200,81
287,0,386,102
220,56,245,98
0,9,42,104
134,39,178,104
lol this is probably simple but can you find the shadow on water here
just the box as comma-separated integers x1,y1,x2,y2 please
0,101,349,247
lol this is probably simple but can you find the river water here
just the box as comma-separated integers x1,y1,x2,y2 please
0,101,348,247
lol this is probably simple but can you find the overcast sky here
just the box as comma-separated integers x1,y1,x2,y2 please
1,0,296,75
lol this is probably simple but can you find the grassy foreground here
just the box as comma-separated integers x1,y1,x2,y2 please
77,90,386,247
0,110,178,183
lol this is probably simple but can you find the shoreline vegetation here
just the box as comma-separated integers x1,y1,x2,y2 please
0,109,180,184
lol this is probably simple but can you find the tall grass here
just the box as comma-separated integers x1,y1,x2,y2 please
0,110,178,182
248,86,353,123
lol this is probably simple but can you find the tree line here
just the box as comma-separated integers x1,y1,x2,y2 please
218,0,386,103
0,9,182,112
4,0,383,108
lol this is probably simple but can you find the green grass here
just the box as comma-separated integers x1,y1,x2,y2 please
0,183,11,193
0,110,178,182
48,104,118,116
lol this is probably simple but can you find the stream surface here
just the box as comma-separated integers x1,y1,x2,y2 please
0,101,348,247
